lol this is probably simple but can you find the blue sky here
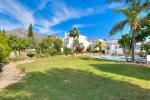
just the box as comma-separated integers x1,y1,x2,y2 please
0,0,126,39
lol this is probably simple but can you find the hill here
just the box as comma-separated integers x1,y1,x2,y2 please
6,27,48,39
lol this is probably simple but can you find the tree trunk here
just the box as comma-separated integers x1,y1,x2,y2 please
18,50,21,56
131,33,136,63
123,48,128,62
99,49,101,57
72,38,75,56
93,48,95,56
14,49,17,57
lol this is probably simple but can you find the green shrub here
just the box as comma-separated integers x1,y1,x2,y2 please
75,45,85,53
0,32,11,62
86,46,92,53
64,47,72,55
27,49,36,57
48,48,58,56
138,51,145,57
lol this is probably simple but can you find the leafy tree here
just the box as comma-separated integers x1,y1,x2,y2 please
0,32,11,62
8,35,30,56
45,35,62,52
8,35,19,55
18,38,30,51
118,34,132,61
28,24,33,38
36,35,62,56
109,1,150,62
69,27,79,54
141,42,150,55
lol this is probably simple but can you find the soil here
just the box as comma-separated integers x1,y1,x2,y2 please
0,60,32,89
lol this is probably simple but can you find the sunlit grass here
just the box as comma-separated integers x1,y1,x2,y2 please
0,56,150,100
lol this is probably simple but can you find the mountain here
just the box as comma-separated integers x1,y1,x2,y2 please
6,27,48,39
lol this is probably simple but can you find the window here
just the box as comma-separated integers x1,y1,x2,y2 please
107,46,110,50
115,46,118,49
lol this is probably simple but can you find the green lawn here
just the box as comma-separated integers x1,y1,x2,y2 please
0,56,150,100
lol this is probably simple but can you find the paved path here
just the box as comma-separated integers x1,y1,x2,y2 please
0,60,31,89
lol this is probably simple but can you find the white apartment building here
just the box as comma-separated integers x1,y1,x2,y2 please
62,32,143,55
89,39,106,52
62,32,90,50
105,39,123,55
105,39,143,55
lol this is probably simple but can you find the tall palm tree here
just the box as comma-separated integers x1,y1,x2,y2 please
69,28,79,54
109,1,150,62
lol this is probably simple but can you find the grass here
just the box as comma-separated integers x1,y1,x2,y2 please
0,56,150,100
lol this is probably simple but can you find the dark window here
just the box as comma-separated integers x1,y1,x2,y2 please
107,46,110,50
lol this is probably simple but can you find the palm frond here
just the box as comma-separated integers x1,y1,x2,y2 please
140,16,150,25
109,19,128,36
115,8,128,14
108,0,148,4
139,1,150,10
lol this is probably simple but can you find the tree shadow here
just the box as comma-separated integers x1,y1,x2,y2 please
0,68,150,100
80,57,150,80
79,57,114,62
90,63,150,80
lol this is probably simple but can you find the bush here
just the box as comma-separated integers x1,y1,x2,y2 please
138,51,145,57
75,45,85,53
86,46,92,53
27,49,36,57
64,47,72,55
48,48,58,56
0,32,11,62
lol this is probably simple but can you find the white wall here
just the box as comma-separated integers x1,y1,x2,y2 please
62,33,90,50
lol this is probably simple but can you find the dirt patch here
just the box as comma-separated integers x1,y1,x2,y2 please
0,60,32,89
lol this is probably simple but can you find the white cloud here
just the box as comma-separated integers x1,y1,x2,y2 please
38,0,49,10
0,0,119,34
36,0,106,34
0,19,19,30
36,26,63,34
47,0,106,27
0,0,35,28
72,24,97,29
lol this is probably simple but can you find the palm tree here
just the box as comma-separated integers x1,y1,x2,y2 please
95,41,102,56
118,34,131,61
109,1,150,62
69,28,79,54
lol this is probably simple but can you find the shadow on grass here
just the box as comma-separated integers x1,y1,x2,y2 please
80,57,150,80
0,68,150,100
79,57,114,62
90,63,150,80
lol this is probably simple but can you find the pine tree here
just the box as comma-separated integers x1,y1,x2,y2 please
28,23,33,38
2,29,6,34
